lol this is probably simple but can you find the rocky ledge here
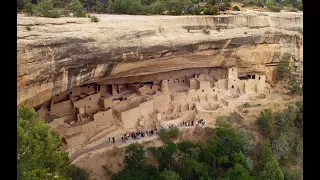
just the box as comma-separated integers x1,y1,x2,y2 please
17,11,303,107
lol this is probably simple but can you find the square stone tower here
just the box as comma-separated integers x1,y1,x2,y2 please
227,67,238,90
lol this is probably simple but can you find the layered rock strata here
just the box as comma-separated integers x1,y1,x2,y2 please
17,12,303,107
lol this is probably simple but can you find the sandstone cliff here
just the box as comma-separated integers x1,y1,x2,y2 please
17,11,303,107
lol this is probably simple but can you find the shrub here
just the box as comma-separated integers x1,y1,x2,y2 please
159,129,171,143
203,6,219,15
124,143,146,168
34,0,55,17
160,170,181,180
168,127,179,139
159,127,179,143
61,9,71,17
276,59,291,81
66,0,86,17
268,6,281,12
91,15,99,22
243,0,265,7
225,2,232,8
265,0,277,7
92,1,105,13
150,0,165,14
216,116,231,127
288,75,302,95
177,140,196,152
194,126,205,136
67,164,89,180
23,3,35,16
26,26,31,31
256,109,275,137
233,6,240,11
75,9,86,17
44,10,61,18
192,6,201,15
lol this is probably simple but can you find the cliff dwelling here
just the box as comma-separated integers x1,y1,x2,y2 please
17,12,303,165
33,66,279,155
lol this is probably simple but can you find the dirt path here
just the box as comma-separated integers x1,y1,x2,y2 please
71,126,205,163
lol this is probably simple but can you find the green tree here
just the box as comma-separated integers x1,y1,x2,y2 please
160,170,181,180
288,75,302,95
124,143,146,168
17,105,88,179
256,109,275,137
149,0,165,14
211,127,252,157
158,142,178,170
257,143,284,180
225,163,254,180
276,59,291,81
165,0,184,15
23,3,36,15
271,133,291,160
66,0,86,17
265,0,277,7
92,1,105,13
215,116,231,127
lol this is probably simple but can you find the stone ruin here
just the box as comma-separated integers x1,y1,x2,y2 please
36,66,269,154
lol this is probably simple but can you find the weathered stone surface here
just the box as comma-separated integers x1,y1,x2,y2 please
17,12,302,107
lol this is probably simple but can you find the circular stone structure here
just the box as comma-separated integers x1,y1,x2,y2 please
202,102,220,111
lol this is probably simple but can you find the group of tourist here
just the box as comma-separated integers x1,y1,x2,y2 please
182,119,206,126
121,129,159,142
107,129,160,144
106,119,206,145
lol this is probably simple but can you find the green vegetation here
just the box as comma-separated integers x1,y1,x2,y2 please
233,5,240,11
159,127,180,143
66,0,87,17
17,105,89,179
19,0,302,16
288,75,302,95
91,15,99,22
276,59,291,81
111,102,302,180
255,102,303,179
23,3,36,16
275,58,302,95
112,126,255,179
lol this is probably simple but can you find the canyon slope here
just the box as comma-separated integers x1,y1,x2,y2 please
17,11,303,107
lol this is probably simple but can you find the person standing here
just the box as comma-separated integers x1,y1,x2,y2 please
112,137,115,143
108,137,111,144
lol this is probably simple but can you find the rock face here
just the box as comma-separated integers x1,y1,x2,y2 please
17,12,303,107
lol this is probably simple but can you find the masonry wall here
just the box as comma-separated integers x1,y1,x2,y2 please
256,75,266,93
188,79,199,89
137,85,155,95
139,99,154,117
216,79,227,89
73,93,101,115
227,67,238,90
172,92,188,101
167,76,187,90
50,100,74,116
52,85,96,104
244,80,257,94
121,107,140,130
93,110,114,127
153,94,170,113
